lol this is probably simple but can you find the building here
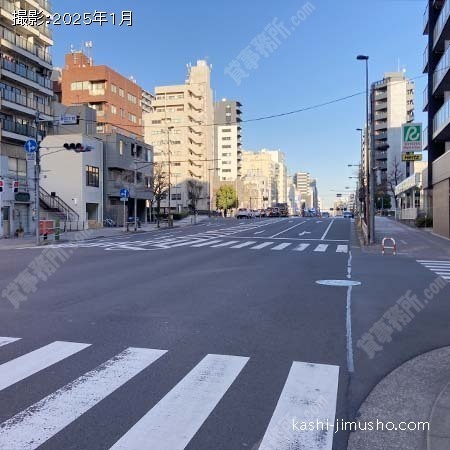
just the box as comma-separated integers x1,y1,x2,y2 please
0,0,54,238
294,172,311,210
40,133,104,227
309,178,319,210
60,51,144,139
262,149,288,204
214,99,243,182
423,1,450,238
371,72,415,207
144,60,214,211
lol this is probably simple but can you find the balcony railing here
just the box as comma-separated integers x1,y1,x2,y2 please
0,26,52,64
1,89,51,114
433,44,450,91
1,58,52,90
423,126,428,149
434,0,450,48
424,2,429,33
1,118,37,137
0,0,14,13
424,45,428,71
433,96,450,135
423,86,429,110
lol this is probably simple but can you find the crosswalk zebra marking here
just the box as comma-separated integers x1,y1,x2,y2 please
251,242,274,250
336,245,348,253
0,337,20,348
0,341,90,392
417,261,450,282
271,243,292,251
191,240,222,248
110,354,249,450
259,362,339,450
0,347,167,450
293,244,310,252
211,241,239,248
314,244,329,252
231,241,257,249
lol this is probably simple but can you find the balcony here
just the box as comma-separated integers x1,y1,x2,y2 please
424,2,429,35
1,89,51,116
1,58,52,93
433,96,450,139
423,126,428,150
423,86,429,112
1,118,37,141
434,0,450,51
424,45,429,73
0,26,52,67
433,44,450,94
374,131,388,141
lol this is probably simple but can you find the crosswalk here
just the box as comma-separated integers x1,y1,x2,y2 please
417,260,450,281
0,337,340,450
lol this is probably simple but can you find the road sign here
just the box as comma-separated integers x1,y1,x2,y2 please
120,188,130,199
60,115,79,125
24,139,38,153
402,123,422,153
120,198,128,202
402,153,423,162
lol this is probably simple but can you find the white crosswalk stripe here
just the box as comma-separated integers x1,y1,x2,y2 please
271,243,292,251
336,245,349,253
0,338,340,450
251,242,274,250
231,241,257,249
0,347,166,450
0,341,90,392
191,240,222,247
0,337,20,348
417,260,450,280
110,354,249,450
293,243,310,252
211,240,239,248
314,244,329,252
259,362,339,450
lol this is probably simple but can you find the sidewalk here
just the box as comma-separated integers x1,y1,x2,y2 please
362,216,450,259
0,215,210,250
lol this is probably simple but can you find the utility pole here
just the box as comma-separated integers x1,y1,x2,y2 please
35,111,41,247
167,126,173,227
134,159,137,232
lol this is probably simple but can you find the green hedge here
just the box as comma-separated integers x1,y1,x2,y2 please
415,215,433,228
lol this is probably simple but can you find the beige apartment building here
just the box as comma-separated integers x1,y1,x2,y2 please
0,0,53,238
144,60,214,212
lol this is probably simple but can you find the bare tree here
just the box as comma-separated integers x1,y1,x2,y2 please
187,179,203,213
387,156,404,209
149,163,169,220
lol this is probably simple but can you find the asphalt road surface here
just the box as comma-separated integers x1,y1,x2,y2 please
0,216,449,450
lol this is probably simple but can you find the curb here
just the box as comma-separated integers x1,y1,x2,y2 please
427,380,450,450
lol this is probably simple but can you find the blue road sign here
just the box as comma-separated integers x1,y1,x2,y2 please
120,188,130,199
24,140,38,153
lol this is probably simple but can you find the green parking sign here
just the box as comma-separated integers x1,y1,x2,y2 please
402,123,422,152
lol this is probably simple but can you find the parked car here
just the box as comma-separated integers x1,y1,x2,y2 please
258,209,266,217
269,207,280,217
236,208,252,219
321,212,330,218
128,216,142,227
343,212,354,219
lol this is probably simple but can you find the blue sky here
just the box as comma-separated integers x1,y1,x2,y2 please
52,0,427,208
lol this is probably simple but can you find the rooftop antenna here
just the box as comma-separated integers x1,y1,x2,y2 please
85,41,93,65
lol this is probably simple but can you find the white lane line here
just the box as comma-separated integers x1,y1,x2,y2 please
0,341,90,392
251,242,274,250
269,222,306,238
336,245,349,253
293,243,310,252
434,272,450,276
231,241,257,249
271,243,292,251
0,337,20,348
314,244,329,252
417,260,450,263
211,241,239,248
0,347,166,450
254,231,265,235
191,240,222,248
110,354,249,450
422,265,450,269
321,219,335,240
259,362,339,450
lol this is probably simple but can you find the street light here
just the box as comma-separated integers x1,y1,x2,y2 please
356,54,374,244
167,125,174,227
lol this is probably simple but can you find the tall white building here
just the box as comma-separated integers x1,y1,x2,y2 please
0,0,54,237
261,149,287,204
144,60,214,211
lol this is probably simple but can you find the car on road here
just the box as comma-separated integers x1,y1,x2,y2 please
128,216,142,227
343,211,354,218
236,208,252,219
321,212,330,218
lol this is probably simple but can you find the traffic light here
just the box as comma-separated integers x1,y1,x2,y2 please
13,181,19,193
63,143,93,153
0,180,3,193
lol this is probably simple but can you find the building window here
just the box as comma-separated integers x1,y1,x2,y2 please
120,108,125,118
128,113,137,123
173,162,181,166
222,145,231,149
222,137,231,141
119,139,124,155
171,193,182,200
152,120,161,124
111,84,117,93
127,93,137,104
86,166,99,187
119,88,124,97
110,105,117,114
222,128,232,132
222,153,232,157
222,169,231,173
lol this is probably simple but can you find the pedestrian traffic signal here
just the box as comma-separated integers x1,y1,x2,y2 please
13,181,19,193
63,143,93,153
0,180,3,193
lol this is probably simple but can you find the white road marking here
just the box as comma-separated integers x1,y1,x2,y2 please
270,222,306,238
299,231,311,236
293,244,310,252
0,347,166,450
110,354,249,450
314,244,329,252
254,231,265,235
211,241,239,248
321,219,335,240
251,242,274,250
0,341,90,392
271,243,292,251
258,362,339,450
191,240,222,247
0,337,20,348
336,245,349,253
231,241,257,249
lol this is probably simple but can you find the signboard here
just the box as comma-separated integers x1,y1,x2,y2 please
60,115,79,125
26,152,36,163
120,198,128,202
402,153,423,162
120,188,130,199
24,139,37,153
402,123,422,153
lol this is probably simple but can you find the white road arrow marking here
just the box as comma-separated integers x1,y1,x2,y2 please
299,231,311,236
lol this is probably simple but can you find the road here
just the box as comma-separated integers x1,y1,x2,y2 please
0,216,449,450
